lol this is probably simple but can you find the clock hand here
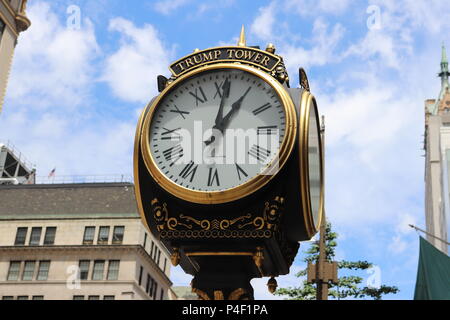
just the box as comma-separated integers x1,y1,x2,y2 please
216,86,252,132
214,78,231,125
204,78,230,146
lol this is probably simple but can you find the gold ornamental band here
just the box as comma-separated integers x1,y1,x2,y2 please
140,63,297,205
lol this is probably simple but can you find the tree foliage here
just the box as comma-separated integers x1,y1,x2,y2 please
275,222,399,300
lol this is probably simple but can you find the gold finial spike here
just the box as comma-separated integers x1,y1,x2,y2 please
237,25,246,47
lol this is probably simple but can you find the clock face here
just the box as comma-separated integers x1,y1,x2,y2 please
146,67,287,193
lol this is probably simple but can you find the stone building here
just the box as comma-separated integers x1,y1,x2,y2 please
0,182,173,300
0,0,30,114
424,44,450,254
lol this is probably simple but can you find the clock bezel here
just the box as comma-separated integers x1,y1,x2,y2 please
140,63,297,204
299,90,324,238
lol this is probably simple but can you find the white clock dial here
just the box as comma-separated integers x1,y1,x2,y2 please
148,68,286,192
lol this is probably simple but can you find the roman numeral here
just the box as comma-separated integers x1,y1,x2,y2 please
235,164,248,181
189,86,207,106
161,127,181,141
207,168,220,187
248,145,271,162
252,103,271,115
213,81,224,99
163,144,183,166
257,125,278,135
169,105,190,119
179,161,198,182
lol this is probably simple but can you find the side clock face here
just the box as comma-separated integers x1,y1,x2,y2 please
141,64,296,204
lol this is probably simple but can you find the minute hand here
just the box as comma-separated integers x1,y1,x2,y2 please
214,78,230,126
217,87,252,131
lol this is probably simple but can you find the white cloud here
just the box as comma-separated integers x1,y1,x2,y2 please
285,0,351,16
102,18,172,103
250,2,276,41
281,18,345,71
1,2,138,178
154,0,190,15
7,1,100,109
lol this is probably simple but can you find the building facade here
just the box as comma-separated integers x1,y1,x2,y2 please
0,182,173,300
424,44,450,254
0,0,30,114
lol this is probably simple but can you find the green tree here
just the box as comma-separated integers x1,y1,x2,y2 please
275,222,399,300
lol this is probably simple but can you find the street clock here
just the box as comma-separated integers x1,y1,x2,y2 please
134,27,324,300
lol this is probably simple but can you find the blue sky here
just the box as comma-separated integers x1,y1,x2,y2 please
1,0,450,300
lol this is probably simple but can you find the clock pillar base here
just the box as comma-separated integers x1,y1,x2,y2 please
191,273,254,300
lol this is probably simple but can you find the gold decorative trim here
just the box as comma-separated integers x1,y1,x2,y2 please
150,197,284,237
214,291,224,300
299,67,310,92
228,288,248,300
185,252,253,257
140,63,297,204
170,247,180,266
299,91,324,238
267,276,278,293
252,246,264,268
192,288,210,300
191,288,250,300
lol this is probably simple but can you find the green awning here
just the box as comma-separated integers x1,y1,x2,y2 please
414,237,450,300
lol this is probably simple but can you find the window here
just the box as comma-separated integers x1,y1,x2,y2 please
83,226,95,245
37,261,50,280
160,289,164,300
78,260,90,280
92,260,105,280
145,274,151,294
88,295,100,300
7,261,21,281
22,261,36,280
0,19,5,40
73,295,84,300
112,226,124,244
17,296,29,300
14,227,27,245
97,226,110,244
148,275,154,297
29,227,42,246
2,296,14,300
150,241,154,257
153,282,158,300
103,296,115,300
43,227,56,245
157,251,161,265
107,260,120,280
143,233,147,249
163,258,167,273
32,296,44,300
138,266,143,286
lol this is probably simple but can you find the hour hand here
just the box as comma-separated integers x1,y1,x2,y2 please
214,78,231,125
218,86,251,131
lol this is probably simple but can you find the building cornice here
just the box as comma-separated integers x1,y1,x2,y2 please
0,215,140,221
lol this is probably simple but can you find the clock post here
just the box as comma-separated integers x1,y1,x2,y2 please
134,26,324,300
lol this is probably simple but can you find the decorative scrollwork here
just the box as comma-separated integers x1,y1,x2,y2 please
151,196,284,238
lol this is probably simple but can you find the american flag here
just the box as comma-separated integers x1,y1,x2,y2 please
48,168,56,178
